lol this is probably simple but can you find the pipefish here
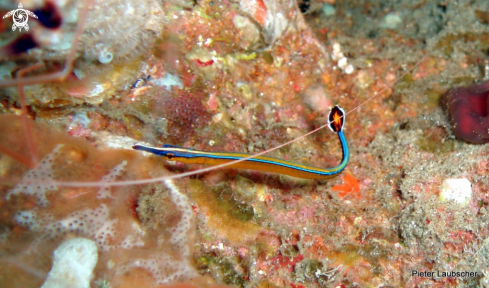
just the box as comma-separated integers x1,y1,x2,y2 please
133,105,348,179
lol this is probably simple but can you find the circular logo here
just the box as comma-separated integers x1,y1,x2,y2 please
3,3,38,32
13,9,28,27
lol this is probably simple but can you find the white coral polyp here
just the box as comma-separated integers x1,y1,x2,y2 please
41,238,98,288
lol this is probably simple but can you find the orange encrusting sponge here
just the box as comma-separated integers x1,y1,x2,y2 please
332,173,360,198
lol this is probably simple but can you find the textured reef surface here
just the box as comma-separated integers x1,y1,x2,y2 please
1,0,489,287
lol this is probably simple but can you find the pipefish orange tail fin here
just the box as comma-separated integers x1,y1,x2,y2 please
133,106,349,179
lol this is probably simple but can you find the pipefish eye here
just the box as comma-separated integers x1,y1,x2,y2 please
165,153,175,160
328,105,345,133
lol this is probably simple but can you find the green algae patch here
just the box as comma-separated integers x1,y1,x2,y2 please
295,260,324,282
187,179,262,245
261,51,274,64
213,257,246,286
235,52,257,61
417,137,456,154
329,248,362,267
424,89,444,108
394,73,414,91
195,255,246,287
435,32,489,55
417,127,456,154
233,175,257,203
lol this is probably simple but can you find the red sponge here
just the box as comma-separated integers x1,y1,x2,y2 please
442,80,489,144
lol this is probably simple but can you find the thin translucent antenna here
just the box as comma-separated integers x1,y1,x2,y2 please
345,54,428,117
16,64,44,167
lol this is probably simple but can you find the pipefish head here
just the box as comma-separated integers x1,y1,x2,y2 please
328,105,345,133
132,144,177,160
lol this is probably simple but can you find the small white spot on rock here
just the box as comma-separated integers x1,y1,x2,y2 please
440,178,472,206
151,73,183,91
344,64,355,74
381,13,402,30
322,4,336,17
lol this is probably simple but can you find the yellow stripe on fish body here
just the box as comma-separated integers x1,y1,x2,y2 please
133,106,349,179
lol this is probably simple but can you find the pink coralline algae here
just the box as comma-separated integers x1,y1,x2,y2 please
442,80,489,143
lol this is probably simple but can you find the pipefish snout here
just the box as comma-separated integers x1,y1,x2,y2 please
133,105,349,179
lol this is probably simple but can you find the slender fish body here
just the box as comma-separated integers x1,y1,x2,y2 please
133,106,349,179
